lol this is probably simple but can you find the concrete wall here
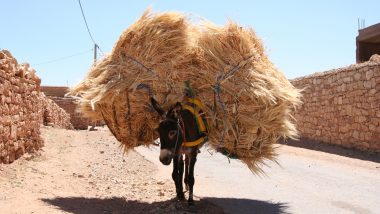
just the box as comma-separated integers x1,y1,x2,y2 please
357,42,380,63
0,50,72,164
291,58,380,152
356,22,380,63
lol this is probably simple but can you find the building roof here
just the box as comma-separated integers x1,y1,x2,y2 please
357,23,380,43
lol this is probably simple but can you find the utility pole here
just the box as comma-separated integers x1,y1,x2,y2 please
90,43,99,131
93,43,98,64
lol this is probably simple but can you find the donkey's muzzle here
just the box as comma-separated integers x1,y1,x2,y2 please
159,149,173,165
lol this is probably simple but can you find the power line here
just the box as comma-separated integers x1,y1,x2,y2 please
77,0,104,55
35,49,93,66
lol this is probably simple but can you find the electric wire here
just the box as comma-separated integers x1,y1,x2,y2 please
35,49,93,66
77,0,104,55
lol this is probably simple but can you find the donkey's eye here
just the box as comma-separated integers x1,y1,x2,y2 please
168,130,177,140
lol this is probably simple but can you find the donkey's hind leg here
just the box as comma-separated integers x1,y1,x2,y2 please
172,155,185,200
187,153,197,205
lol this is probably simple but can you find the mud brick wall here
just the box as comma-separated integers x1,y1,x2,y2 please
41,86,69,98
41,86,92,130
52,97,91,130
39,93,73,129
0,50,72,164
291,58,380,152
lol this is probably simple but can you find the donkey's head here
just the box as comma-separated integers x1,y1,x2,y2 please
151,97,184,165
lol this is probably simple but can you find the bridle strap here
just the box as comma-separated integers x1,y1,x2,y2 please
173,117,185,153
173,119,181,153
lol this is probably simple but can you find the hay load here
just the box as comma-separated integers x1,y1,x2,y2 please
70,10,301,173
70,10,192,149
189,22,302,172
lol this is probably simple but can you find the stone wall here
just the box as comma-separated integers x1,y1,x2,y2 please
0,50,72,164
291,56,380,152
40,86,92,130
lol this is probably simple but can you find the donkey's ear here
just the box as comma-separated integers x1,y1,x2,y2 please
151,97,165,117
175,102,182,107
174,102,182,112
171,102,182,118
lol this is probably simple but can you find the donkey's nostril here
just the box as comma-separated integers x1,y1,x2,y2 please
164,159,171,165
159,149,172,165
160,156,172,165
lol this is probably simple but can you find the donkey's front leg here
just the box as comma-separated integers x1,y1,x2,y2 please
184,155,189,191
187,154,197,205
172,155,185,200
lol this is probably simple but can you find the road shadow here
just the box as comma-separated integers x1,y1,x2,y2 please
282,138,380,163
41,196,289,214
41,197,222,214
204,197,289,214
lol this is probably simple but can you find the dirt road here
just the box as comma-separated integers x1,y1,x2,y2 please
1,127,379,214
0,127,222,214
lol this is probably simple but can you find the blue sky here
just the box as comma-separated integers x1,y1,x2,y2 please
1,0,379,86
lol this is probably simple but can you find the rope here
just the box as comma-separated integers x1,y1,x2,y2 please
174,118,185,153
136,83,154,97
123,54,157,76
119,53,160,112
212,84,227,149
125,55,158,102
212,55,255,150
219,55,255,83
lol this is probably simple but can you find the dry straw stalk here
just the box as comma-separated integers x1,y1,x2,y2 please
69,10,301,174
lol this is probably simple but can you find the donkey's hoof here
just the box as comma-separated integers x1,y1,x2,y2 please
177,193,185,201
188,199,194,206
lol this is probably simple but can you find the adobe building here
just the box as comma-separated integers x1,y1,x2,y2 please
40,86,92,130
356,23,380,62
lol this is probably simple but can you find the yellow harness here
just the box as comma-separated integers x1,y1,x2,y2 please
181,97,208,147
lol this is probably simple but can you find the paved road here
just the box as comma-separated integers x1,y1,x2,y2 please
136,144,380,214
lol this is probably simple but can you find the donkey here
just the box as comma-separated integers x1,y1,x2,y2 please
151,97,208,205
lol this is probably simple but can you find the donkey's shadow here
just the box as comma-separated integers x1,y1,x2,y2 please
41,196,289,214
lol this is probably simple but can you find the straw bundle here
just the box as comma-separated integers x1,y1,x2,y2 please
185,22,302,173
70,10,301,173
70,10,192,149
